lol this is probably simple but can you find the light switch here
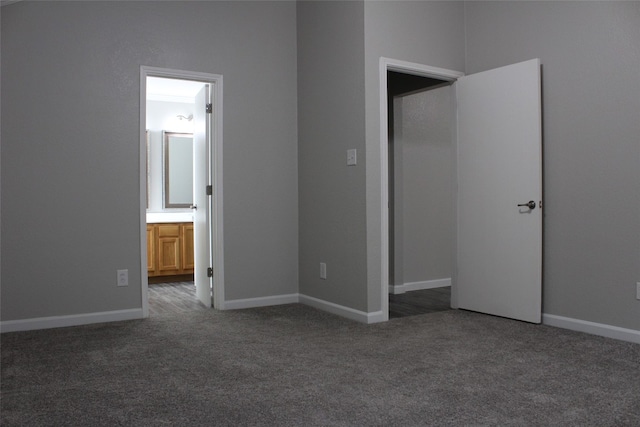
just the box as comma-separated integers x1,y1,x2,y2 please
347,149,357,166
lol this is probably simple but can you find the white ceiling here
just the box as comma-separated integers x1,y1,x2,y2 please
147,77,206,103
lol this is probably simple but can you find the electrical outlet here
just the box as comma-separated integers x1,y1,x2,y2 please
117,269,129,287
347,149,357,166
320,263,327,280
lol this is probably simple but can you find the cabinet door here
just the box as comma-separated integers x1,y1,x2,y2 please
146,224,157,275
182,223,195,272
157,224,181,274
158,237,181,273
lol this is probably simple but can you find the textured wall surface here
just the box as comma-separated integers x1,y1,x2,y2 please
465,1,640,330
394,86,453,286
1,1,299,320
297,1,368,310
364,1,466,311
2,1,637,332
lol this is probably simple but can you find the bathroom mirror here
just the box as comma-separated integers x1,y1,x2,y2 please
163,131,194,208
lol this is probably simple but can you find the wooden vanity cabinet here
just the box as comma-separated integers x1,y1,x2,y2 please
147,225,156,272
182,224,194,271
147,222,194,278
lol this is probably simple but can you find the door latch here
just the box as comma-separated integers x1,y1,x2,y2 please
517,201,536,210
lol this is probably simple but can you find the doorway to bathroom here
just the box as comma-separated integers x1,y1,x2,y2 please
140,67,225,317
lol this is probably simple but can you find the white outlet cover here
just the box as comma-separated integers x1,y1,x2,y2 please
347,149,357,166
117,269,129,287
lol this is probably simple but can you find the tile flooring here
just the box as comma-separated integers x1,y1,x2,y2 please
148,281,207,316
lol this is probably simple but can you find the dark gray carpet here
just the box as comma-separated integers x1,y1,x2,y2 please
2,304,639,426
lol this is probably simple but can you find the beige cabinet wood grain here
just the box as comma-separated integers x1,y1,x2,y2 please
182,223,194,271
147,222,194,278
146,224,156,274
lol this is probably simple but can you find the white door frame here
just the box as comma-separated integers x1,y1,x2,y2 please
378,58,463,320
139,66,225,316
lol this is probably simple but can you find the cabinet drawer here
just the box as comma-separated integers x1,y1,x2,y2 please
157,224,180,237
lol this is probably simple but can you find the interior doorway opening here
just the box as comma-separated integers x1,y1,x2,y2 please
145,77,203,314
380,58,543,324
140,67,225,317
387,71,454,319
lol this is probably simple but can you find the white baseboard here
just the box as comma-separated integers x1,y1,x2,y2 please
224,293,383,324
223,293,299,310
0,309,144,333
389,278,451,295
365,310,387,324
543,314,640,344
299,294,382,324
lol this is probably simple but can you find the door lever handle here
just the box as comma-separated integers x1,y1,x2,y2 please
517,201,536,210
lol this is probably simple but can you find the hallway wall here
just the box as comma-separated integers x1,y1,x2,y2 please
392,86,453,288
297,0,368,310
364,1,466,311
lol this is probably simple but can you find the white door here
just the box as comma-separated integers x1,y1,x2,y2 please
193,84,213,308
456,59,542,323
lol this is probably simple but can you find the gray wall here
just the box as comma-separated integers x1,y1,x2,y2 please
297,1,368,310
298,1,464,313
364,1,466,310
465,1,640,330
393,86,453,286
2,1,638,333
1,1,298,320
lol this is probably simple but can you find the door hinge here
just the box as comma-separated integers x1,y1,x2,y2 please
206,103,212,114
207,267,213,278
206,185,213,196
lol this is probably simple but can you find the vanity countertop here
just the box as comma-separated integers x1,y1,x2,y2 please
146,212,193,224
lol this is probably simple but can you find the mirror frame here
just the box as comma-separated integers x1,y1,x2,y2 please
163,131,194,209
